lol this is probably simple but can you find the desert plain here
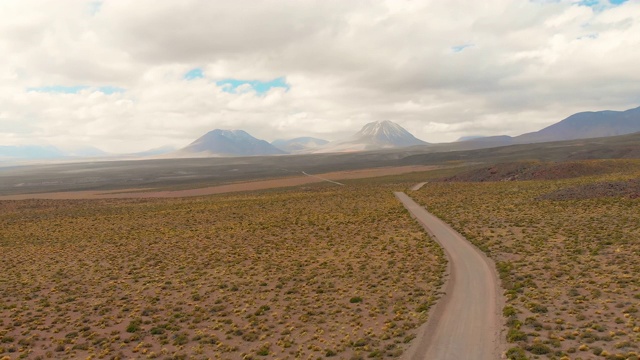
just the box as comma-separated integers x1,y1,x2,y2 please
1,157,640,360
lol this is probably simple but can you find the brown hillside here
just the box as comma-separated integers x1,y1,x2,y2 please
437,160,635,182
540,178,640,200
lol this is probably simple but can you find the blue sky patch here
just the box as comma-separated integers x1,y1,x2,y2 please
452,44,473,53
184,68,204,80
27,85,125,94
216,77,290,95
579,0,599,6
95,86,125,95
578,0,627,7
88,1,102,15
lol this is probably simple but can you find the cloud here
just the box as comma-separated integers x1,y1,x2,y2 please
0,0,639,152
27,85,125,94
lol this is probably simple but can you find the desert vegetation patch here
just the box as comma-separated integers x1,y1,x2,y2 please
436,159,638,183
411,159,640,359
0,184,445,359
539,178,640,201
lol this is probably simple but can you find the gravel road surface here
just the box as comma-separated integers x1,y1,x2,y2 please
395,192,503,360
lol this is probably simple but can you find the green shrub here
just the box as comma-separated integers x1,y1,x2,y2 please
416,302,431,312
528,303,548,313
503,306,517,317
173,332,189,346
506,347,528,360
126,320,141,333
507,329,527,343
526,343,551,355
150,327,165,335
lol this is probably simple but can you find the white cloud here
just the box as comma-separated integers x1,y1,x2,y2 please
0,0,638,152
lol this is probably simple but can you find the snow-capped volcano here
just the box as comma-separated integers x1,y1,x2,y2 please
354,120,427,147
316,120,428,153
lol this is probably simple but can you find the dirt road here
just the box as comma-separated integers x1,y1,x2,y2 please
394,192,503,360
301,171,345,186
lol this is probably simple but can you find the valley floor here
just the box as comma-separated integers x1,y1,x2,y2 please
2,159,639,360
0,182,446,359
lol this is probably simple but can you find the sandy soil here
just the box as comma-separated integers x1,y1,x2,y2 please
0,165,437,200
395,192,503,360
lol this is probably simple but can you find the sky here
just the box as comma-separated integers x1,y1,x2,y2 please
1,0,639,153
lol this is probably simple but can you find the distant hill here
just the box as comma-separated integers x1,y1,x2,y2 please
271,137,329,153
456,135,486,142
436,160,630,182
0,145,65,160
129,146,177,157
462,106,640,147
0,145,108,160
516,106,640,143
178,129,286,157
62,146,109,157
317,120,427,153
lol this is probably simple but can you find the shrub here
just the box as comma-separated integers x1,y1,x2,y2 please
72,343,89,350
150,327,165,335
416,302,431,312
256,347,269,356
506,347,528,360
173,332,189,346
126,320,141,333
526,343,551,355
507,329,528,343
528,303,548,314
254,305,270,316
503,306,517,317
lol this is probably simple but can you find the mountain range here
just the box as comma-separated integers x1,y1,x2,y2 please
3,106,640,160
0,145,108,160
176,120,426,157
463,106,640,147
0,145,177,162
271,137,329,153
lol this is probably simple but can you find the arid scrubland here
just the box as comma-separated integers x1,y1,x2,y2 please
411,159,640,359
0,184,445,360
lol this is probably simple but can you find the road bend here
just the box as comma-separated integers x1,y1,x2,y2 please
394,192,502,360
